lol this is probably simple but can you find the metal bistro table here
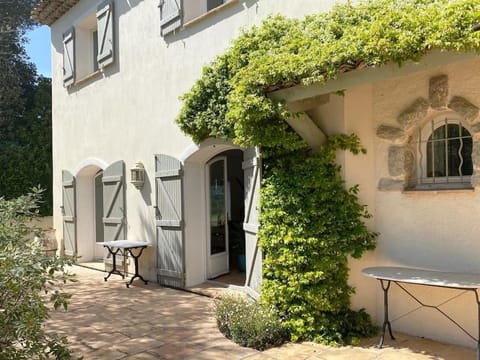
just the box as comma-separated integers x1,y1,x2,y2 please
362,266,480,360
100,240,150,288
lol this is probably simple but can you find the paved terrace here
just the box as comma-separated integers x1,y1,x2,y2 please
45,265,476,359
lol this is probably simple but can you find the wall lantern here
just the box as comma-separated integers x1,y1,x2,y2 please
130,162,145,189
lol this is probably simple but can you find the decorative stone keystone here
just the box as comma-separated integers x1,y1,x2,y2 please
397,98,429,130
376,125,406,142
378,178,404,191
429,75,448,109
448,96,479,124
388,146,414,177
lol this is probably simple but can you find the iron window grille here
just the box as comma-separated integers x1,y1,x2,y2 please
413,117,473,190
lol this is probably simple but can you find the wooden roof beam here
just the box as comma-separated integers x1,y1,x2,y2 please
286,113,327,152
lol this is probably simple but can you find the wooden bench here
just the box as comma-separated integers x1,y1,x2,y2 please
362,266,480,360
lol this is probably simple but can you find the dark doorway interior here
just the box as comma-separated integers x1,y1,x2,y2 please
212,149,246,286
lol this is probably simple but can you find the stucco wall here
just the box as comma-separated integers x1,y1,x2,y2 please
368,58,480,347
49,0,480,348
304,57,480,347
50,0,346,284
30,216,53,230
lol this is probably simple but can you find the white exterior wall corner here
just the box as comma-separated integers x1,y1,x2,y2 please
50,1,343,284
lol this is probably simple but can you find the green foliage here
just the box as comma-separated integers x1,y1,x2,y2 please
0,188,75,359
0,1,53,215
177,0,480,344
0,0,38,128
214,293,288,350
0,77,53,215
177,0,480,149
259,137,377,342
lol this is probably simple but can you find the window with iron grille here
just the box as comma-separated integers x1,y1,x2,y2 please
414,117,473,189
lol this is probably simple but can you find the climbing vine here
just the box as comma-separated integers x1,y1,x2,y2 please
259,137,377,342
176,0,480,343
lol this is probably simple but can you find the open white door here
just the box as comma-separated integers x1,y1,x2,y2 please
207,156,229,279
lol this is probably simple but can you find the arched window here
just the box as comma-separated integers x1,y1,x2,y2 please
415,118,473,189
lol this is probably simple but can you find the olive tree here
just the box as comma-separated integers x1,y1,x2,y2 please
0,188,74,359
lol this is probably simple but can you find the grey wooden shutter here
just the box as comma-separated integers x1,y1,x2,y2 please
62,28,75,86
96,1,114,68
159,0,182,36
155,154,185,288
103,160,126,241
62,170,77,256
243,147,262,299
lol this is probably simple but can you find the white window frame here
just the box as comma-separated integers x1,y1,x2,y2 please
75,12,98,80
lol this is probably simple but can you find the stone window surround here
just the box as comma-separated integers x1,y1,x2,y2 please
376,74,480,192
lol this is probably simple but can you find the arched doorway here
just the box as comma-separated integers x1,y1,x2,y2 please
63,159,125,269
179,140,261,295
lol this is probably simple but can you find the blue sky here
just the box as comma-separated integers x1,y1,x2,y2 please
25,25,51,78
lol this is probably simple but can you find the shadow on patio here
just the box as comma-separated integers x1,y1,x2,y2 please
45,265,476,359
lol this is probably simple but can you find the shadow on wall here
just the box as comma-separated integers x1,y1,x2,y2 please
133,168,155,280
137,199,156,281
140,169,153,206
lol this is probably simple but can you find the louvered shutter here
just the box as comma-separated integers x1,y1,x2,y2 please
102,161,126,241
159,0,182,36
155,154,185,288
96,1,114,68
62,170,77,256
243,147,262,299
62,28,75,86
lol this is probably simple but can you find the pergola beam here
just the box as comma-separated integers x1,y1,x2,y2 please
286,113,327,152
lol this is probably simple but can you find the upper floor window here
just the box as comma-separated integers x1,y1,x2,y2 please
76,12,99,79
160,0,234,36
206,0,228,12
414,117,473,189
63,1,115,87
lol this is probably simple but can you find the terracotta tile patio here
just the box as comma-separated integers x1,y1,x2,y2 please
45,265,476,359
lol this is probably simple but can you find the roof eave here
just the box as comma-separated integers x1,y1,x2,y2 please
32,0,80,26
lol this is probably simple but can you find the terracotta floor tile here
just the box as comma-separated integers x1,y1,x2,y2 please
44,265,476,360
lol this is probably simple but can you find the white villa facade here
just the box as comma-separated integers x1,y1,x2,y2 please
33,0,480,349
